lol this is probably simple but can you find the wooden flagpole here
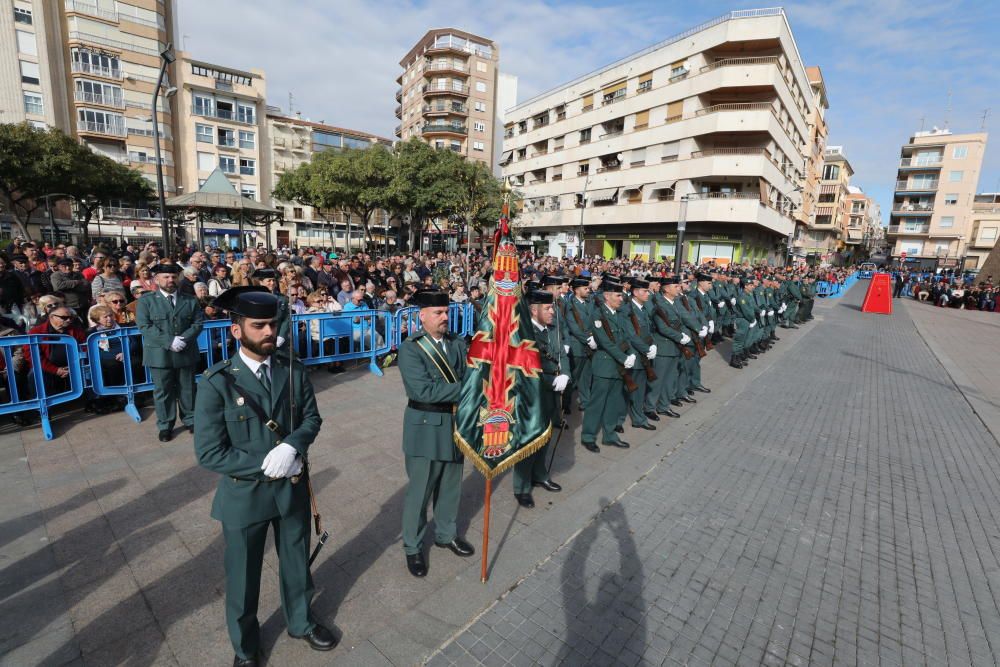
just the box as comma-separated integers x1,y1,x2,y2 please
481,477,492,583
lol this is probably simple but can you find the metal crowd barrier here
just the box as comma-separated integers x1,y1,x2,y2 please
7,303,478,437
0,334,85,440
858,270,874,279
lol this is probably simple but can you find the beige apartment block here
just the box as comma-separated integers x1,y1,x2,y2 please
886,129,988,270
791,65,828,259
500,8,813,263
1,0,176,244
799,146,853,264
396,28,499,170
268,109,392,250
967,193,999,272
843,186,881,260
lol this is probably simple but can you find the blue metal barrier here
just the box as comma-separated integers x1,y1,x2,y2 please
392,303,475,347
197,320,239,369
86,328,150,423
858,270,873,279
292,310,392,376
0,334,85,440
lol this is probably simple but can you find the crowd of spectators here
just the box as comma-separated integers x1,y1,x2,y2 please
893,270,998,312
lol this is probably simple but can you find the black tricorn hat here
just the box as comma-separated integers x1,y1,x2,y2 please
600,281,624,293
150,263,180,275
695,273,713,282
542,275,564,286
662,276,681,285
527,290,554,304
412,288,450,308
252,268,278,280
214,286,277,319
632,278,650,289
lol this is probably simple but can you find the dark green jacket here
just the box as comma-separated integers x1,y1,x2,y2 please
399,331,467,461
649,296,686,358
592,304,631,379
135,290,205,368
565,297,594,357
194,353,322,527
622,299,653,356
532,322,569,383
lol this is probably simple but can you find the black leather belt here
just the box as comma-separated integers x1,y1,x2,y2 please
408,400,454,413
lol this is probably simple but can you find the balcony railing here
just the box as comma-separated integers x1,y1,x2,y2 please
65,0,118,22
887,224,930,234
900,157,942,168
191,106,255,125
695,102,775,117
395,89,402,102
896,180,938,190
685,191,760,200
423,102,467,114
424,61,469,73
422,124,467,135
119,9,165,29
892,203,934,213
700,55,781,72
129,154,172,166
394,105,402,118
77,121,126,137
105,207,156,219
70,61,123,80
423,83,469,95
394,125,402,136
73,91,124,108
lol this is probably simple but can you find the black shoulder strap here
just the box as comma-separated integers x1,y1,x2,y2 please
220,370,286,437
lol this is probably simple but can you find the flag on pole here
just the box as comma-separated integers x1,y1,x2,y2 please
453,191,551,478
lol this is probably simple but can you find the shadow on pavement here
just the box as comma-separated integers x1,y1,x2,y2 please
557,497,646,663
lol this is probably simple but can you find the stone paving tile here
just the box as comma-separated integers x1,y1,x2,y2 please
430,286,1000,665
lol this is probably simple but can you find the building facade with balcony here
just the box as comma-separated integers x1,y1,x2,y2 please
266,109,392,250
967,193,999,272
797,146,853,263
396,29,500,169
886,128,988,270
842,186,881,261
790,66,828,260
1,0,177,243
500,8,812,262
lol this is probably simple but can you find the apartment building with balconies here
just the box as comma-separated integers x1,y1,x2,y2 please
396,29,499,169
842,186,881,260
500,8,812,263
791,66,828,260
798,146,853,263
267,109,392,250
967,193,999,272
1,0,176,243
886,128,987,270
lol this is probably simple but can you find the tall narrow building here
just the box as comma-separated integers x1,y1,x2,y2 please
886,128,988,270
396,29,500,169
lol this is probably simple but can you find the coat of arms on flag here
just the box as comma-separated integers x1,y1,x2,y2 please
453,192,552,479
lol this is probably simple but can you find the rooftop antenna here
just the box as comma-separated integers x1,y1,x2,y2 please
981,108,991,130
918,116,925,132
288,91,294,115
944,87,952,130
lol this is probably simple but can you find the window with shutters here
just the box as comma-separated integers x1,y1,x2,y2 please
578,161,590,176
637,72,653,94
630,148,646,166
662,141,679,162
579,127,591,144
601,82,626,105
666,100,683,123
633,110,649,130
582,94,594,112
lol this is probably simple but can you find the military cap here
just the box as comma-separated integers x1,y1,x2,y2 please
600,281,624,293
412,288,450,308
150,263,181,275
524,280,541,292
214,286,277,319
10,254,28,263
570,277,590,288
662,276,681,285
542,275,564,287
252,267,277,280
631,278,650,289
695,273,713,282
644,274,662,283
527,290,554,304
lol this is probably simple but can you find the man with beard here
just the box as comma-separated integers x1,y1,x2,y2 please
195,287,334,666
135,264,204,442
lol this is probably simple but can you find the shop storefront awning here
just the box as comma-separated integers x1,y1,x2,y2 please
647,180,675,192
588,187,618,202
499,150,513,165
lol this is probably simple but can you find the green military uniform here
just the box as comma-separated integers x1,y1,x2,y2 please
800,278,815,321
581,294,631,448
732,281,759,362
676,293,705,394
648,289,686,413
398,329,467,555
194,340,323,659
621,294,655,428
565,293,595,408
515,316,567,493
783,277,802,328
135,287,204,433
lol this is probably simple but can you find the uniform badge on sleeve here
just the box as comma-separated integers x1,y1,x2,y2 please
237,397,245,406
594,320,602,328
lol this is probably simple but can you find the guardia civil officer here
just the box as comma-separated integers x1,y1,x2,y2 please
398,288,474,578
135,263,204,442
194,287,335,666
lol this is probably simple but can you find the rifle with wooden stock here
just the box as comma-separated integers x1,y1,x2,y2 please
597,311,639,393
568,300,594,359
652,305,694,360
679,295,709,358
627,310,657,382
689,291,715,351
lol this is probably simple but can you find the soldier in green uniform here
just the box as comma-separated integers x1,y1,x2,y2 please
135,264,205,442
647,275,687,419
542,276,572,417
800,275,816,321
676,276,707,401
398,289,474,578
621,278,658,430
782,273,802,329
730,276,760,368
251,268,291,349
688,273,715,394
580,281,635,453
194,287,335,666
565,277,596,412
514,290,568,508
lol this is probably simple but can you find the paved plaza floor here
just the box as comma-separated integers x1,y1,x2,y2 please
2,283,1000,666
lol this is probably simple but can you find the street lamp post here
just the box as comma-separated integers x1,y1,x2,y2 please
577,171,591,258
152,43,176,256
41,193,75,245
674,195,689,274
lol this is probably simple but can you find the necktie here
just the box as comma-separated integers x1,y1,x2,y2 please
168,294,175,308
436,339,447,359
257,366,271,395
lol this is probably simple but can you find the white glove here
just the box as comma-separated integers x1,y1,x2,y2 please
749,321,756,328
768,310,774,317
261,443,298,478
586,335,597,350
730,297,736,305
170,336,186,352
760,309,766,317
552,374,569,392
718,301,726,308
679,333,691,345
276,336,286,348
646,345,657,359
623,354,636,369
286,458,303,478
563,344,570,355
708,320,715,334
699,326,708,338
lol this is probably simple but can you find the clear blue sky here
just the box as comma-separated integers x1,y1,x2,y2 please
178,0,1000,222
